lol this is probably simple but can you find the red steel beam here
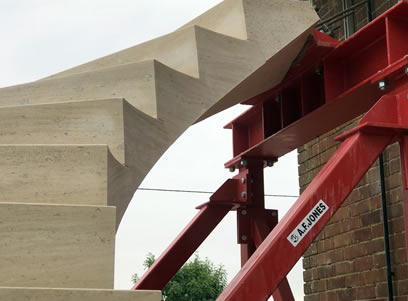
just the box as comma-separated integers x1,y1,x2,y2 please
225,1,408,170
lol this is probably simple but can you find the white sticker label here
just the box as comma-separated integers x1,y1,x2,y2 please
287,200,329,247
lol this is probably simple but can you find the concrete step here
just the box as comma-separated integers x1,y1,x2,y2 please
0,98,126,164
0,144,135,226
0,61,157,118
0,145,114,207
47,25,200,79
0,203,115,289
0,287,160,301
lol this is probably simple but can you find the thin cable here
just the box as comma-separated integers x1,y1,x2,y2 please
137,187,299,198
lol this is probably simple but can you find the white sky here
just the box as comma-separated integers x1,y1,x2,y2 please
0,1,304,300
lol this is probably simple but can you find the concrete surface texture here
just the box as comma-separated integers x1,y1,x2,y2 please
0,0,318,299
0,287,161,301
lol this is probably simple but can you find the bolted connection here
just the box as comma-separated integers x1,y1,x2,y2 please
378,80,387,91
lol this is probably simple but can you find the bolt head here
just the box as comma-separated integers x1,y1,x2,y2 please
240,159,248,167
378,80,387,91
241,209,247,216
405,66,408,75
241,177,246,184
241,235,247,241
271,211,278,217
229,166,235,172
275,95,280,103
241,192,247,199
266,160,274,167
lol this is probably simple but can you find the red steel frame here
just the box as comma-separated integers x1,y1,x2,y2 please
134,2,408,300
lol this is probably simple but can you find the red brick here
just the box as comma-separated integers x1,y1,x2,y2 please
330,206,351,223
350,199,371,216
372,223,385,238
398,279,408,295
373,253,386,269
392,248,407,265
320,146,337,164
354,285,376,299
317,265,335,279
336,288,353,301
362,268,387,285
358,185,372,201
303,256,311,269
317,238,334,253
360,209,382,226
387,187,402,204
390,157,401,174
370,195,382,210
389,217,406,234
384,142,400,161
333,232,353,248
386,172,402,190
390,232,407,250
352,227,372,243
304,243,318,258
327,276,345,290
367,167,380,182
376,282,390,298
394,264,408,279
353,256,373,272
389,202,404,219
345,273,365,287
335,261,354,276
327,249,345,264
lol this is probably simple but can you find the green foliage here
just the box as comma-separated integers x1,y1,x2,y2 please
133,253,227,301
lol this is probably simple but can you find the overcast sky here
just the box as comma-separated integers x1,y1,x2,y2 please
1,1,304,300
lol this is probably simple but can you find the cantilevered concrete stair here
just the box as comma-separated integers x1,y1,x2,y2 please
0,0,318,299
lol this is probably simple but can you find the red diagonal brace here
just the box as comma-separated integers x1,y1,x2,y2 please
133,201,232,290
252,210,295,301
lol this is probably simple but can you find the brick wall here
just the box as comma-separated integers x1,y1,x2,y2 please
300,0,408,300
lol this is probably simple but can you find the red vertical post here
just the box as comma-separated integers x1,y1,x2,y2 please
236,160,295,301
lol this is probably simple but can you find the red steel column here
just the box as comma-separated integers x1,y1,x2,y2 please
237,159,295,301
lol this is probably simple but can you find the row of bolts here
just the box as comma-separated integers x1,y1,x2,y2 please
228,160,278,242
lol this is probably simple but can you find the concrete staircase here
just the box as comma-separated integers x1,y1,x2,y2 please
0,0,318,299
